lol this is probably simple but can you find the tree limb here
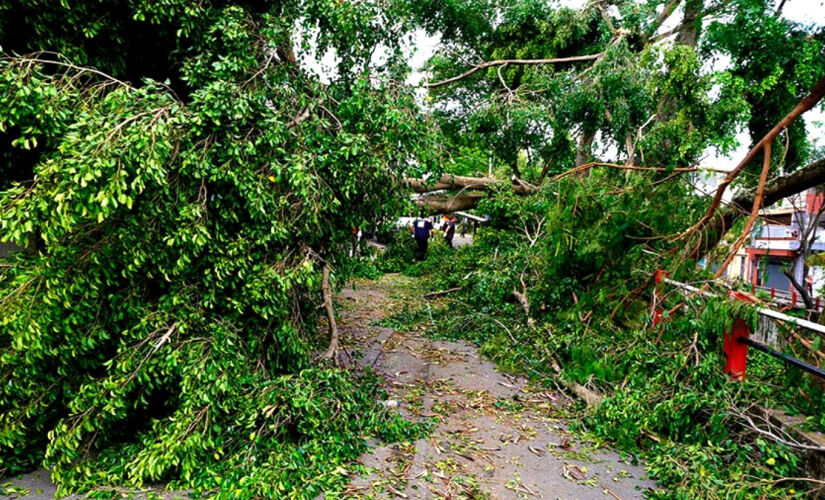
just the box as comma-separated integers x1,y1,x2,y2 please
513,276,536,329
682,75,825,240
550,359,603,407
649,0,683,36
406,174,504,193
425,53,604,89
322,264,339,362
713,141,773,279
415,192,485,213
547,162,701,183
424,287,462,300
9,55,132,89
407,174,535,195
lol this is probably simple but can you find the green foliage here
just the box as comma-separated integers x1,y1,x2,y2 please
706,0,825,176
1,0,823,497
0,0,433,496
53,368,421,498
415,0,751,181
377,230,454,276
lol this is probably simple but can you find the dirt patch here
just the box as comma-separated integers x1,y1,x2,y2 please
338,274,656,499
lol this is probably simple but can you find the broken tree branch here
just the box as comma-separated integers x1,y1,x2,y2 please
682,75,825,240
405,174,535,195
547,162,701,183
713,141,773,279
550,359,604,407
513,275,536,329
415,192,485,213
689,156,825,261
424,287,462,300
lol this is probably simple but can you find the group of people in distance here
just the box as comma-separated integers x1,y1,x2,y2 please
410,214,464,261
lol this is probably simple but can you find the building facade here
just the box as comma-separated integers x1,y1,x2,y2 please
725,189,825,303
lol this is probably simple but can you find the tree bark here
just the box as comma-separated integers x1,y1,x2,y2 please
415,193,485,213
406,174,535,195
322,264,339,361
574,130,596,168
675,0,704,46
406,174,500,193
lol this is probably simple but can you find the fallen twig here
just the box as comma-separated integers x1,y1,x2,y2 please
424,287,462,300
385,483,408,498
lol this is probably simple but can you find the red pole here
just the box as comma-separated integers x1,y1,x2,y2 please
771,287,775,301
792,288,797,307
724,317,750,380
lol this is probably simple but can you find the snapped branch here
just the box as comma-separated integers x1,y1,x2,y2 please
681,75,825,240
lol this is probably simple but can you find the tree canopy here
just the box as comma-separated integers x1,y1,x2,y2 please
1,0,825,498
1,0,432,496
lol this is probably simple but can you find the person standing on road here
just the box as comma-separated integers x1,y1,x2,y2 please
410,216,434,261
443,215,457,248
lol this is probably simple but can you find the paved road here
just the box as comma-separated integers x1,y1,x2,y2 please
340,274,657,499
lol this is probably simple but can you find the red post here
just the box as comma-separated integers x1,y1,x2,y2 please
771,287,775,301
724,318,750,380
654,269,668,284
652,308,663,327
792,288,797,307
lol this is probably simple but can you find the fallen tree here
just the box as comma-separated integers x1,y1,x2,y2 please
408,174,536,213
0,1,429,497
414,192,485,212
409,152,825,240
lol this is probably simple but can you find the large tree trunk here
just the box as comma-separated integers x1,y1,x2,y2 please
406,174,535,195
575,130,596,167
415,193,485,213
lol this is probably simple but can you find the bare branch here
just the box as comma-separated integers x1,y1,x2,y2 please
682,75,825,240
8,55,132,89
425,53,604,89
713,141,773,279
547,162,701,183
731,404,825,452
